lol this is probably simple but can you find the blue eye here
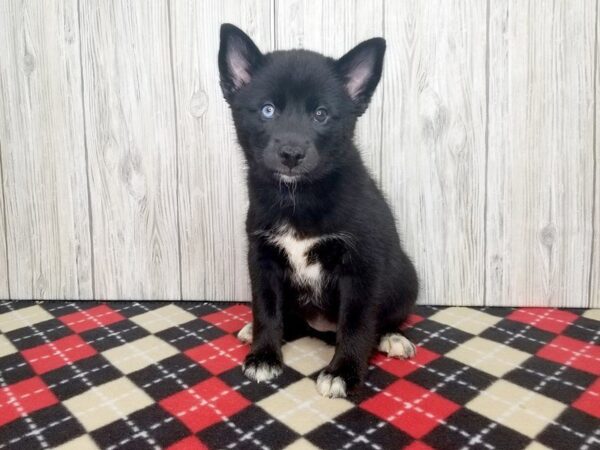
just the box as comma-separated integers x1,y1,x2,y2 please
261,103,275,119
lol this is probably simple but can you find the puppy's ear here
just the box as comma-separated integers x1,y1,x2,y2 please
219,24,263,100
335,38,386,115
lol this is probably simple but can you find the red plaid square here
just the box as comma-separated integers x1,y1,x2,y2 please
361,379,460,438
160,377,250,432
201,305,251,333
573,378,600,418
0,377,58,426
507,308,578,334
185,334,248,375
402,313,425,329
59,304,125,333
166,436,209,450
371,346,439,378
537,335,600,375
22,334,97,374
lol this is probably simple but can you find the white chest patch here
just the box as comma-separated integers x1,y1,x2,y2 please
268,226,323,291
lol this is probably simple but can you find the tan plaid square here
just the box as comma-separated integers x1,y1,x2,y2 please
284,438,321,449
130,305,196,333
0,334,17,357
467,380,566,438
102,335,178,374
0,305,54,333
429,307,502,335
54,434,100,449
446,336,531,377
258,378,353,434
582,309,600,321
64,377,153,431
282,337,335,376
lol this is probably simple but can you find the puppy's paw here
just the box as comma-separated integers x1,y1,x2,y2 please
242,351,282,383
237,322,253,343
316,371,347,398
378,333,416,359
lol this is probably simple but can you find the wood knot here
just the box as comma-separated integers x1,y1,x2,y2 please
539,224,556,247
23,52,36,75
189,90,208,117
420,89,448,142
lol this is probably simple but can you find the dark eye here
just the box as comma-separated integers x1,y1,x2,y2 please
261,103,275,119
313,107,328,123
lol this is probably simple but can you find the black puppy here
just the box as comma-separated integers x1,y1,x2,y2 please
218,24,419,398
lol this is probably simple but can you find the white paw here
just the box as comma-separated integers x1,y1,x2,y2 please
378,333,416,359
243,362,282,383
316,372,347,398
237,322,253,343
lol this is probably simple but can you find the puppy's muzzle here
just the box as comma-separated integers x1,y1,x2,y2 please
278,144,306,169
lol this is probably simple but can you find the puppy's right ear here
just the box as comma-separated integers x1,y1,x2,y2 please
219,24,263,100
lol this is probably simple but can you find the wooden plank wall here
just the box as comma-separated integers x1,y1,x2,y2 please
0,0,93,300
0,0,598,307
487,0,596,307
382,1,487,307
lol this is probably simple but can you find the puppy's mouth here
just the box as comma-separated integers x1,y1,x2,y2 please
274,171,302,183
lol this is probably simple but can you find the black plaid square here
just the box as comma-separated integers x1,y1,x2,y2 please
504,355,597,404
480,318,556,353
128,353,212,401
113,301,170,318
176,301,227,317
80,319,150,352
423,408,530,450
44,301,90,317
306,408,413,450
91,403,191,449
349,365,401,404
537,407,600,449
562,316,600,343
408,319,474,356
0,301,36,315
5,319,72,351
480,306,517,318
0,352,37,385
40,354,122,401
156,318,226,351
220,363,305,403
405,356,496,405
198,404,299,449
0,404,86,449
413,305,443,319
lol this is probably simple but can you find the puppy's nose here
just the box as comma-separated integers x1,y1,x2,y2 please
278,145,305,169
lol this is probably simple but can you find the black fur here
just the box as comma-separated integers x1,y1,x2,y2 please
218,23,419,395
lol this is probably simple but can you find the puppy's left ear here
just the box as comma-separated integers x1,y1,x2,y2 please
219,23,264,101
335,38,386,115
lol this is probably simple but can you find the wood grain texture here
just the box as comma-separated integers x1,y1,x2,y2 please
0,145,8,298
591,1,600,309
381,1,487,305
276,0,384,180
171,0,273,300
79,2,180,299
0,0,93,299
0,1,597,306
487,0,595,307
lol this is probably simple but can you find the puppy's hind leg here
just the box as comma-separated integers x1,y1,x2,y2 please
378,332,416,359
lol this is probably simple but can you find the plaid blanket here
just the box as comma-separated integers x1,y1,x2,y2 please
0,301,598,449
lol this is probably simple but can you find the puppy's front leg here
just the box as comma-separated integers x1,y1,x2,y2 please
317,276,376,398
243,244,285,383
